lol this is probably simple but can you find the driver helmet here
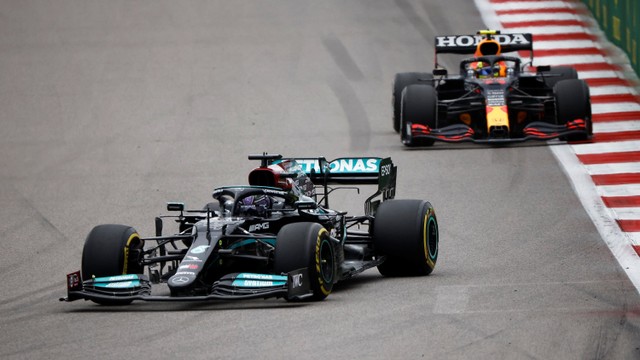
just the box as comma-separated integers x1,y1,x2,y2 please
474,62,497,78
474,38,505,78
238,195,272,217
248,164,293,190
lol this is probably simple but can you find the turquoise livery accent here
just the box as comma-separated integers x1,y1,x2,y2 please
327,158,381,173
91,274,142,288
231,273,287,287
279,158,381,174
235,273,287,281
232,279,287,287
94,280,142,288
93,274,140,283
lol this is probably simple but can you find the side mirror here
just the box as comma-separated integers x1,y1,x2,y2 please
433,68,447,77
167,202,185,212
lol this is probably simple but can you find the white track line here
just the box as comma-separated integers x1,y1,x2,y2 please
585,163,640,175
590,86,634,96
572,140,640,154
592,102,640,113
499,13,583,22
611,208,640,220
578,71,623,79
491,1,577,10
626,232,640,244
506,25,590,34
594,121,640,133
475,0,640,293
597,184,640,197
533,54,608,65
534,40,599,50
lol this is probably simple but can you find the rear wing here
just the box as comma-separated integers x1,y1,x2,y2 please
434,30,533,69
291,157,390,184
270,155,396,215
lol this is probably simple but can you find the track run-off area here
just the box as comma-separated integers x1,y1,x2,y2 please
478,0,640,291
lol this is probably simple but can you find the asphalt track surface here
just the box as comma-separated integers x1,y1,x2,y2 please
1,1,639,359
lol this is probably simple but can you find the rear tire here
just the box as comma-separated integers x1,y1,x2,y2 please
539,66,578,88
374,200,438,276
393,72,432,132
81,224,144,305
400,84,437,147
274,222,336,301
554,79,592,141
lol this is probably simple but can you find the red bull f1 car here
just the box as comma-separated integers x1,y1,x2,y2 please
392,30,592,146
60,154,439,305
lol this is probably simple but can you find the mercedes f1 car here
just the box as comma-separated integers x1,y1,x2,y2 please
61,154,439,305
392,30,592,146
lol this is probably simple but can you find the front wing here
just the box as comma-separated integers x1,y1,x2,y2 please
408,119,590,144
60,269,311,303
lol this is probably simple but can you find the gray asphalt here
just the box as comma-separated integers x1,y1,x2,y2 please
1,1,639,359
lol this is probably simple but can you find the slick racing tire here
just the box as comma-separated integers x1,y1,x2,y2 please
539,66,578,88
81,224,144,305
400,84,437,147
554,79,592,141
274,222,336,301
393,72,432,132
373,200,438,276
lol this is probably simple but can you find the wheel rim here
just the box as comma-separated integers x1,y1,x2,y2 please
423,209,438,264
319,238,334,284
427,216,438,260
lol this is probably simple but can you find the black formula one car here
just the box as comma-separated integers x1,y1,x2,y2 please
392,30,592,146
61,154,439,305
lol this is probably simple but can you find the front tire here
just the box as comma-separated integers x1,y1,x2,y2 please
81,224,144,305
274,222,336,301
401,84,437,147
393,72,432,132
373,200,438,276
555,79,592,141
